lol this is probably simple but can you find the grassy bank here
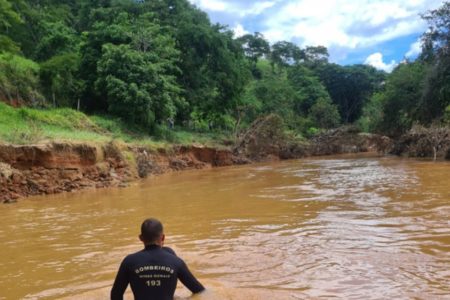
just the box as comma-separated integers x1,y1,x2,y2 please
0,102,231,148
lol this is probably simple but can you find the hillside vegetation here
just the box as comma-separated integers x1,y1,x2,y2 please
0,102,230,147
0,0,449,144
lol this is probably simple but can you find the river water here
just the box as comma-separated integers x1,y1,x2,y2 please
0,154,449,299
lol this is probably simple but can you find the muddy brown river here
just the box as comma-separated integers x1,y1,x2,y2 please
0,154,449,299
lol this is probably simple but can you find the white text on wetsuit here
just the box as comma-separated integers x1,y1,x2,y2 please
135,265,174,274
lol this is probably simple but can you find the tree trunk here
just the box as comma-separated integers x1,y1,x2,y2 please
77,98,81,111
433,146,437,161
233,111,242,141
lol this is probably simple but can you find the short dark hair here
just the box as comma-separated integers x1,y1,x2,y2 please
140,218,163,243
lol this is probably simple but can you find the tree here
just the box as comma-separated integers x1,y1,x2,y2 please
252,73,298,126
378,62,427,136
237,32,270,78
0,53,43,106
445,105,450,124
0,0,22,53
357,92,385,133
34,21,79,61
39,53,82,108
309,98,340,129
96,44,158,127
419,2,450,123
0,0,22,33
304,45,329,65
287,65,332,115
270,41,303,71
95,19,183,129
79,8,133,112
315,63,385,123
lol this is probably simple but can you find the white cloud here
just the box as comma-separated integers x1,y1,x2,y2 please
261,0,442,48
232,24,249,38
405,39,422,58
189,0,444,63
244,2,276,16
189,0,227,12
189,0,276,17
364,52,397,72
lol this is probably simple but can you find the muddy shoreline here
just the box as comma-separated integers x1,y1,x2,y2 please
1,126,441,204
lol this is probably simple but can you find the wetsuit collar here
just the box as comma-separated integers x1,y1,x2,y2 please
144,244,162,250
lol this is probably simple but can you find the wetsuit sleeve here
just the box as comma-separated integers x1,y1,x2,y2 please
110,259,129,300
178,261,205,294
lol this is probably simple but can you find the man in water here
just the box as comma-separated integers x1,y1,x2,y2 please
111,218,205,300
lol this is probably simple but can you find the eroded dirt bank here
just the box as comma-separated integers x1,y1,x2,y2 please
0,122,389,203
0,142,248,203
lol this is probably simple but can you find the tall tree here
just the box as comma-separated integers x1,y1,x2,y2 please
419,2,450,123
287,65,332,115
378,62,428,136
315,64,385,123
270,41,304,71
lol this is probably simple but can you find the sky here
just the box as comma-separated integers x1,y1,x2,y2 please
187,0,445,72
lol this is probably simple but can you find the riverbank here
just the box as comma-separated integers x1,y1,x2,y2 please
0,123,387,204
1,104,447,204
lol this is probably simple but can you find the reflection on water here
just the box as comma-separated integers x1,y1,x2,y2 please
0,154,449,299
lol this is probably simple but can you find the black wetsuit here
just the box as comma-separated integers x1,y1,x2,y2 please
111,245,204,300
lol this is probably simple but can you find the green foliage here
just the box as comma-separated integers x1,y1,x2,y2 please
314,63,385,123
356,92,385,132
16,107,99,131
237,32,270,64
0,35,20,53
306,127,320,137
304,46,329,65
6,120,44,144
270,41,303,71
96,43,156,127
237,32,270,78
418,2,450,124
0,0,22,31
96,39,181,128
378,62,427,136
2,0,445,144
0,102,105,143
444,105,450,124
40,52,82,107
35,21,79,61
309,98,340,129
287,65,332,115
252,74,297,126
0,53,43,105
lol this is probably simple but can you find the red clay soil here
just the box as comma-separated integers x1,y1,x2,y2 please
0,142,244,203
0,127,389,203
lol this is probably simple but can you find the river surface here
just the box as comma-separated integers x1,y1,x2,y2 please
0,154,449,299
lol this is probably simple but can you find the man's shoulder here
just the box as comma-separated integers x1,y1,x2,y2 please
162,246,177,256
122,249,145,262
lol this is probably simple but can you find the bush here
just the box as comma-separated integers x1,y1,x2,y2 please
6,121,44,144
444,105,450,124
306,127,320,137
0,53,43,106
152,124,177,142
308,98,340,129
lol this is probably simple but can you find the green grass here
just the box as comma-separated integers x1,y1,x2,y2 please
0,102,232,148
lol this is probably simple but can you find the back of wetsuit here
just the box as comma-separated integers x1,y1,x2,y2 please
111,245,204,300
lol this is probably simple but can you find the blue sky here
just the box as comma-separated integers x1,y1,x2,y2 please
188,0,445,72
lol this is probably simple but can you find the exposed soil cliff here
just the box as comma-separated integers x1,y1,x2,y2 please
0,142,245,203
0,119,392,204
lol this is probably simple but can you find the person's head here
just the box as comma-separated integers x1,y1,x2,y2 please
139,218,165,246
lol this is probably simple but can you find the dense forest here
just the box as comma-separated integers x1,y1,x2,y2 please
0,0,449,139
